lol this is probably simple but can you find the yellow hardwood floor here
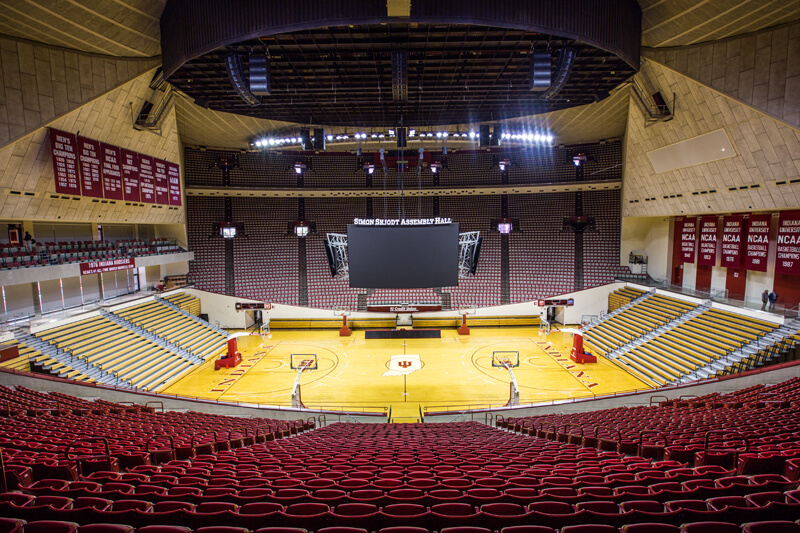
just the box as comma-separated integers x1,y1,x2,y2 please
163,327,650,416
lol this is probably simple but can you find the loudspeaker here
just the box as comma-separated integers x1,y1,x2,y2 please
249,55,271,96
226,54,261,106
300,128,311,150
479,124,491,147
491,124,502,146
396,127,407,148
314,128,326,150
530,51,551,91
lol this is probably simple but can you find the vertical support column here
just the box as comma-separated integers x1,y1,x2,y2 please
501,235,510,305
223,197,235,295
298,198,308,307
31,282,42,315
574,191,584,292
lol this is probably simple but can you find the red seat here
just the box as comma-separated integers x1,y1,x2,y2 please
741,522,800,533
620,525,681,533
479,502,533,529
329,503,380,530
23,521,79,533
77,525,134,533
380,503,430,528
680,523,742,533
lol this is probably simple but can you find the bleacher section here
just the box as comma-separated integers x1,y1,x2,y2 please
609,286,646,312
0,339,94,383
617,309,792,386
163,292,201,316
113,299,227,362
0,378,800,531
32,315,198,391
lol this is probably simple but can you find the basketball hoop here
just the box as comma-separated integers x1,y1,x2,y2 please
259,303,273,341
458,305,476,335
334,306,352,336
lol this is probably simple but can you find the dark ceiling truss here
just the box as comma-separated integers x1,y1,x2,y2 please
169,25,635,127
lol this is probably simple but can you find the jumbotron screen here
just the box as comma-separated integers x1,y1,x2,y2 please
347,223,459,288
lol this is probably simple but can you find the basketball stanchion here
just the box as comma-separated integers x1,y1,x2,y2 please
458,305,476,335
258,303,273,343
492,351,520,406
334,306,351,336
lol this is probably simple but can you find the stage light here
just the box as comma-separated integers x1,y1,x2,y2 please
442,132,448,138
368,166,374,174
371,133,378,138
379,133,385,138
388,129,395,136
498,159,510,172
409,129,416,136
546,134,554,143
430,162,442,174
499,162,506,171
294,162,307,175
327,135,333,141
573,154,586,167
469,131,477,139
498,221,512,234
436,132,443,138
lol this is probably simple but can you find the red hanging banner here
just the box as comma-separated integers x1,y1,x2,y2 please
120,149,140,202
745,213,771,272
138,155,156,203
77,136,104,198
720,214,744,268
775,210,800,276
167,161,182,206
153,158,170,205
676,217,697,263
100,143,124,200
698,215,718,266
49,128,81,195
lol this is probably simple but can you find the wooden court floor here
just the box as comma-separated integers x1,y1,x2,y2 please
163,327,650,418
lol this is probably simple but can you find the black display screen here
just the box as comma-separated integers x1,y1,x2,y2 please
347,223,459,288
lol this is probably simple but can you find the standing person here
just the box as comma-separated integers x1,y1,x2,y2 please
761,289,769,311
768,290,778,312
23,231,32,251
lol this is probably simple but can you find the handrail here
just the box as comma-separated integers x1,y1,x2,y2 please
318,414,326,427
638,429,668,448
64,436,113,476
702,429,750,459
649,395,669,407
191,431,218,450
563,422,581,436
595,425,622,442
145,401,164,413
0,447,6,493
145,434,175,462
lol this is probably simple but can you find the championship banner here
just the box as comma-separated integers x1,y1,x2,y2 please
79,257,135,276
77,136,104,198
167,161,182,206
120,149,140,202
720,214,744,268
49,129,81,195
775,210,800,276
153,158,170,205
698,215,718,266
100,143,124,200
676,217,697,263
139,155,156,203
745,213,771,272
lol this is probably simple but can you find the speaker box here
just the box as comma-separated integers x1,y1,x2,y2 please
314,128,326,150
300,128,311,150
249,55,271,96
530,51,551,91
479,124,491,147
396,127,407,148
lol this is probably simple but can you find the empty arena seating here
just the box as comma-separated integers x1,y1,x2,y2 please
163,293,202,316
0,339,93,382
0,240,185,271
1,378,799,532
608,287,647,313
113,299,227,362
186,197,226,295
31,315,200,391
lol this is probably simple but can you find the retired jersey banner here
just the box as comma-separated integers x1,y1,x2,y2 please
167,161,182,206
120,149,140,202
698,216,718,266
77,136,104,198
745,213,771,272
49,129,81,195
775,210,800,276
721,215,744,268
676,217,697,263
100,143,124,200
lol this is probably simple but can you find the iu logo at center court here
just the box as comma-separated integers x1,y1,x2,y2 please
383,354,422,376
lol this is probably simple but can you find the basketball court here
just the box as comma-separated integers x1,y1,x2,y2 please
163,326,650,417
